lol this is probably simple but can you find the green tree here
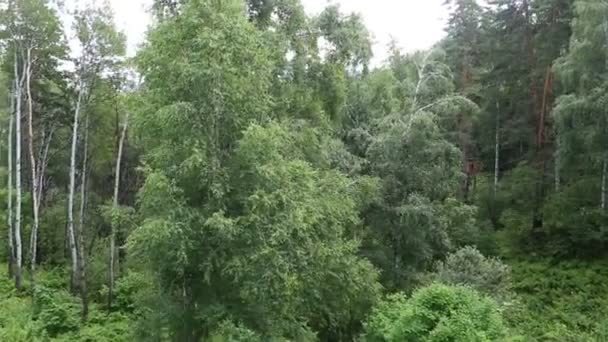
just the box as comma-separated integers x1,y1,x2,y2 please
362,49,478,290
131,1,381,339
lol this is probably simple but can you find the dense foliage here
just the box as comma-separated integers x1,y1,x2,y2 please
1,0,608,340
364,283,507,341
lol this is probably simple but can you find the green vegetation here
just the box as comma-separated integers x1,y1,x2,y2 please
2,0,608,340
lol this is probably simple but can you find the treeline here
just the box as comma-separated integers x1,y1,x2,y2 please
0,0,607,340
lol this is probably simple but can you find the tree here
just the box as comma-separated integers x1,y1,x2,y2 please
107,110,129,311
363,48,478,289
443,0,484,201
2,0,66,282
12,47,25,292
504,0,608,256
130,1,383,339
67,2,126,313
6,78,14,279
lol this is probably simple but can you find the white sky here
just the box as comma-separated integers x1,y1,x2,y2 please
104,0,448,65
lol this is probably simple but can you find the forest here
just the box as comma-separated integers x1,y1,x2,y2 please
1,0,608,340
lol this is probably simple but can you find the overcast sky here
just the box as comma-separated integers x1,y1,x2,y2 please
105,0,448,65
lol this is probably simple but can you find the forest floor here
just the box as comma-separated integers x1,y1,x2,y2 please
2,260,608,341
506,259,608,340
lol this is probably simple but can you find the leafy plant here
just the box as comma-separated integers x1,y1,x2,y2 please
364,283,507,341
427,246,512,301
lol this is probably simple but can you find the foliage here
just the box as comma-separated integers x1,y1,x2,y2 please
363,283,507,341
0,296,37,341
3,0,608,340
209,320,263,342
507,259,608,341
427,246,511,301
130,121,383,339
32,285,81,337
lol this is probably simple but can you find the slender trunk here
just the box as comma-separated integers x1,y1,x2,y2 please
108,111,130,311
413,52,431,107
37,128,54,210
14,52,24,291
538,66,553,148
494,101,500,196
67,82,84,292
602,159,607,210
25,48,40,277
7,81,15,279
77,113,89,320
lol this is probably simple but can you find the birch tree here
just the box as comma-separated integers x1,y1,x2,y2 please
77,111,89,318
2,0,65,281
67,76,83,291
67,2,125,302
7,79,15,279
13,51,24,291
25,46,41,275
107,110,129,310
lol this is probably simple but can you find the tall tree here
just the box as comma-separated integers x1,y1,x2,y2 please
107,110,129,310
7,0,65,277
67,2,125,299
6,80,14,279
363,48,479,289
12,50,24,291
443,0,483,201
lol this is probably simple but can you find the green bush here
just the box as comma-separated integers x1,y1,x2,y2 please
63,311,133,342
210,320,263,342
0,296,37,341
363,283,507,341
32,285,81,337
427,246,511,301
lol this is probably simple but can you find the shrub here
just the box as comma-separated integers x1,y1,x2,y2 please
427,246,511,300
364,283,507,341
71,312,132,342
507,260,608,340
210,320,263,342
32,285,80,337
0,296,37,341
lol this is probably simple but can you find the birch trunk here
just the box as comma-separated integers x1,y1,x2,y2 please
77,113,89,319
67,82,84,292
25,48,40,275
7,81,15,279
37,128,54,209
14,52,23,291
108,111,130,310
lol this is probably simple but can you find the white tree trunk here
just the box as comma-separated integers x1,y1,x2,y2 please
36,127,54,209
494,101,500,196
13,52,24,291
109,111,130,310
7,80,15,279
25,48,40,275
77,113,89,319
67,82,84,292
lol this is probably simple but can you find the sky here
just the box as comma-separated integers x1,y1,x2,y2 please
104,0,449,65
